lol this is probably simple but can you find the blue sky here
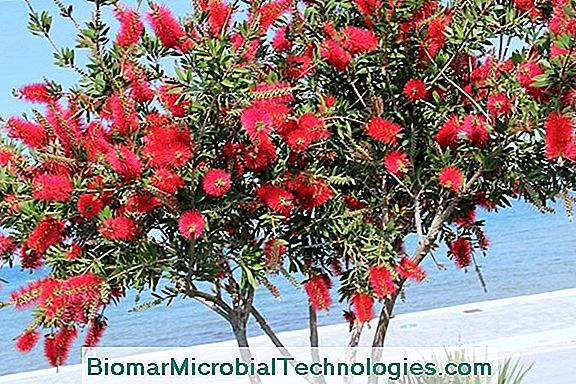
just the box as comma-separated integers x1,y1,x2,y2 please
0,0,192,117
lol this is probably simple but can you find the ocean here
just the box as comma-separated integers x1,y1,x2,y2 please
0,200,575,376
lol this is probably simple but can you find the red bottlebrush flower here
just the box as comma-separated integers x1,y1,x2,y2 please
147,3,187,50
159,85,190,118
284,172,334,210
84,317,107,347
550,0,576,35
477,229,490,250
351,292,374,323
462,114,490,147
66,243,83,261
304,275,332,311
151,168,185,195
122,63,154,103
107,145,143,180
5,116,47,149
178,210,205,239
0,149,16,167
342,26,379,54
439,166,464,192
343,195,366,211
264,238,286,269
487,93,513,118
256,184,295,216
124,194,161,214
365,117,403,145
207,0,232,37
321,39,352,71
17,83,56,104
244,137,277,172
395,257,426,282
454,209,476,227
286,129,313,152
352,0,382,17
516,61,544,89
114,6,144,47
449,238,473,268
286,52,313,79
16,329,40,353
272,26,292,52
369,266,396,299
33,174,73,202
435,115,461,148
10,278,51,308
403,79,427,101
419,14,450,60
25,218,66,256
143,115,192,168
77,194,104,218
298,113,329,142
241,105,274,140
545,112,575,160
99,217,138,242
45,327,78,367
45,104,82,152
202,169,232,197
384,150,410,177
253,0,291,32
102,93,139,136
0,235,16,256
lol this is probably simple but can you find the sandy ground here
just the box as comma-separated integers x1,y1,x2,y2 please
1,288,575,383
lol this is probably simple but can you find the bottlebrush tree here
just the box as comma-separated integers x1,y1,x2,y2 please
0,0,575,377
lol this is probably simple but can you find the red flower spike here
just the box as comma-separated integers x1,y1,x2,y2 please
178,210,206,240
462,114,490,147
272,26,292,52
342,26,379,54
202,169,232,197
343,195,366,211
107,145,143,180
439,166,464,192
33,174,73,202
24,218,66,256
320,39,352,71
159,85,190,118
545,112,575,161
207,0,233,37
256,184,295,217
304,275,332,311
283,172,334,210
351,292,374,323
16,329,40,353
151,168,185,195
403,79,427,101
114,6,144,47
17,83,56,104
244,138,277,172
99,217,139,242
264,239,286,269
450,238,473,269
369,266,396,298
77,194,104,218
366,117,403,145
84,317,108,347
147,4,187,50
395,257,426,282
384,150,410,178
435,115,462,149
0,235,16,256
5,117,47,149
241,104,274,140
487,93,513,118
66,244,83,261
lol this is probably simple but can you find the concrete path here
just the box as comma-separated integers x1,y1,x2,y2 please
1,288,575,383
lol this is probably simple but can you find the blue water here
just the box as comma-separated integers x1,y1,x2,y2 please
0,200,575,376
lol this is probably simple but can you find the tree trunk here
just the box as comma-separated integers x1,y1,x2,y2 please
367,293,399,384
309,304,327,384
232,318,262,384
344,321,364,384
